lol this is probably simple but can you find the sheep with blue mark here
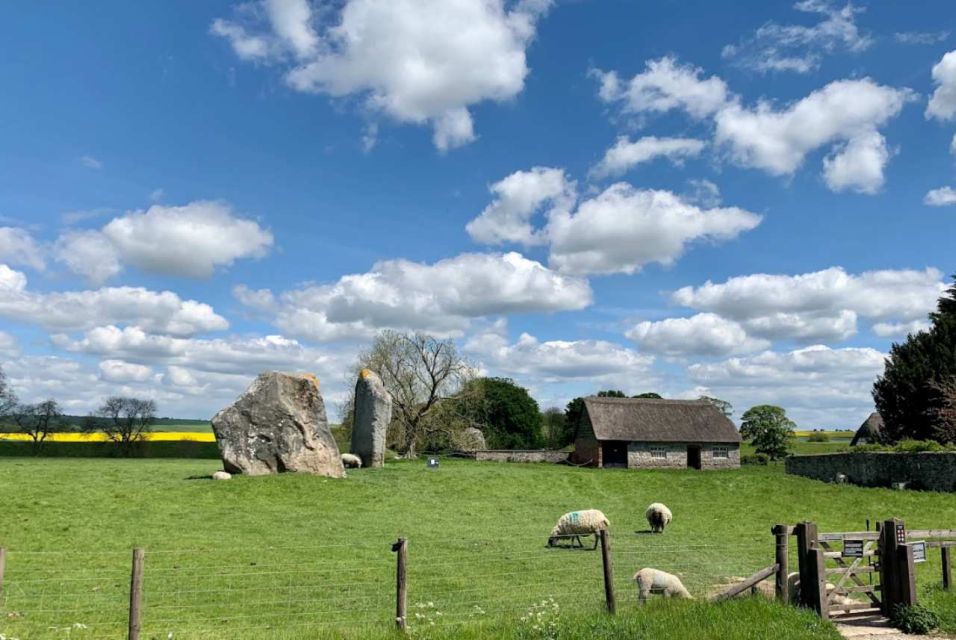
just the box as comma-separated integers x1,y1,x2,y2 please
547,509,609,549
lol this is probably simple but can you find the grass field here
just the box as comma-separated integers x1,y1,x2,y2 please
0,459,953,639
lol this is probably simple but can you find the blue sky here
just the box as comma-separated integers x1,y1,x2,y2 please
0,0,954,426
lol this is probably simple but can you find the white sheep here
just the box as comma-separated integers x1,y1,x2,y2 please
786,572,856,608
547,509,609,549
633,568,692,603
645,503,672,533
341,453,362,468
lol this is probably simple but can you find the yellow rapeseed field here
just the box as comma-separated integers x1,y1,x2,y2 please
0,431,215,442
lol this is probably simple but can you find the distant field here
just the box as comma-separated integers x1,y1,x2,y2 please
152,420,212,432
0,459,952,639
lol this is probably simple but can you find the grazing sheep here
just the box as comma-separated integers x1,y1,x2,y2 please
633,568,692,603
786,572,856,607
547,509,609,549
341,453,362,469
645,503,672,533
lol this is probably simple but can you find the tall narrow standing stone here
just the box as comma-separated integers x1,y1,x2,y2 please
211,371,344,477
351,369,392,468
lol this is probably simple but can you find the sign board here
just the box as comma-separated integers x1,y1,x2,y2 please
896,523,907,545
427,457,439,469
842,540,865,558
912,541,927,563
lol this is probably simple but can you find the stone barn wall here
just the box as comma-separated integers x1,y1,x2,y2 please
626,442,740,469
786,452,956,492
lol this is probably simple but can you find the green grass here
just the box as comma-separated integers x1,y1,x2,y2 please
0,459,953,639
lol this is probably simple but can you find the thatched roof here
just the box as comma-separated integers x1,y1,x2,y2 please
850,412,884,446
582,397,741,444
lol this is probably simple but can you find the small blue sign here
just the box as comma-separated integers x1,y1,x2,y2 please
427,457,439,469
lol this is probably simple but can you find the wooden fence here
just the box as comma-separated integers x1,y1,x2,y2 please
0,521,951,637
773,519,955,619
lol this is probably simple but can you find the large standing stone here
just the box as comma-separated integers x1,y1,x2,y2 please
459,427,487,451
212,372,345,477
351,369,392,468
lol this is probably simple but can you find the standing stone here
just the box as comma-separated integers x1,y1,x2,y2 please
211,372,344,477
351,369,392,468
459,427,487,451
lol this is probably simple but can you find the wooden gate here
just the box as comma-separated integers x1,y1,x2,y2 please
816,531,882,617
792,519,922,619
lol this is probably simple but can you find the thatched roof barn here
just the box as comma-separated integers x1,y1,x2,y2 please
850,412,884,446
571,397,741,469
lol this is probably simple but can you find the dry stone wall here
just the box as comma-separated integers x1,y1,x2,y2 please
786,452,956,491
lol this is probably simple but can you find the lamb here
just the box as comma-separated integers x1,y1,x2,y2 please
547,509,610,549
633,568,692,603
645,503,672,533
341,453,362,468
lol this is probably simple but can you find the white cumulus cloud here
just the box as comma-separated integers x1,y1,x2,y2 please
590,136,706,179
924,186,956,206
714,78,911,178
238,251,592,342
0,264,227,336
56,200,273,281
821,130,890,194
547,184,761,276
627,313,770,357
672,267,945,342
466,167,574,246
0,227,45,271
214,0,552,151
593,56,730,119
926,49,956,121
466,322,654,382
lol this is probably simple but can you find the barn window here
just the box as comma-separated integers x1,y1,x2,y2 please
650,446,667,459
712,446,729,458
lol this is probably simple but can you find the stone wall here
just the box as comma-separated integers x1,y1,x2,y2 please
786,452,956,492
626,442,740,469
474,450,570,464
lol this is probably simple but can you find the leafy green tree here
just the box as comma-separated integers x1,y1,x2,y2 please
456,377,542,449
740,405,795,460
874,275,956,443
700,396,733,418
541,407,571,449
597,390,626,397
633,392,663,399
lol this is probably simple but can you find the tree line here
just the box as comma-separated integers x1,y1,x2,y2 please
0,375,156,455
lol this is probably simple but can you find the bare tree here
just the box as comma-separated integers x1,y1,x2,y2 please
0,366,17,418
88,396,157,455
12,399,64,454
356,331,472,458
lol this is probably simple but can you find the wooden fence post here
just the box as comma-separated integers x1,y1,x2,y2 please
942,547,952,590
393,538,408,631
599,529,616,614
879,519,903,615
795,521,817,608
772,525,789,603
128,548,144,640
806,547,828,619
897,544,918,608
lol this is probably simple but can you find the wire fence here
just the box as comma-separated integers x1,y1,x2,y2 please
0,531,783,639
